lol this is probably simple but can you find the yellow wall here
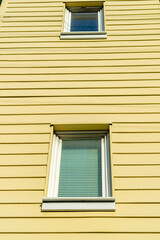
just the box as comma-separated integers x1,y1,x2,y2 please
0,0,160,239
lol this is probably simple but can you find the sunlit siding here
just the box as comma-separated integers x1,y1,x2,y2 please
0,0,160,239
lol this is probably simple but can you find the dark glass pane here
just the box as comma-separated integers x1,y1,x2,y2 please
71,12,98,32
58,140,102,197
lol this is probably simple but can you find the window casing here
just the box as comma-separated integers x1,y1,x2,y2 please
42,130,115,211
64,7,104,32
60,3,107,39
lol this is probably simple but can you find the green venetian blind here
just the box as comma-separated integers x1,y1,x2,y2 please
58,139,102,197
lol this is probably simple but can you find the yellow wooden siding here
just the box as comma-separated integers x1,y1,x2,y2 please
0,234,160,240
0,0,160,239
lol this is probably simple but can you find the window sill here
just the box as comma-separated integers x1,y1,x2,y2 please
42,197,115,211
60,31,107,40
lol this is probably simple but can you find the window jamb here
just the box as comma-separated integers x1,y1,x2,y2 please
48,131,110,198
60,3,107,39
42,129,115,211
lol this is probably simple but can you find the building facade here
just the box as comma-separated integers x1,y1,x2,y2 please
0,0,160,239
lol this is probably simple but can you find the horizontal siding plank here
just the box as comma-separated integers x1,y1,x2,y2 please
1,96,160,105
1,81,160,89
0,178,45,190
113,153,160,164
3,16,63,22
0,73,160,82
6,7,63,12
106,35,160,41
106,5,160,10
107,24,160,30
105,10,160,15
107,29,160,35
0,59,160,67
1,153,48,163
0,39,160,46
0,124,50,133
0,166,46,177
106,15,160,20
0,134,50,143
4,12,63,17
115,190,160,203
1,87,159,97
0,143,49,154
0,154,48,165
1,41,160,48
114,165,160,177
1,89,160,97
7,3,63,7
113,143,160,153
1,114,160,124
8,0,62,3
112,133,160,142
0,26,61,32
0,203,160,217
0,53,160,60
1,105,160,114
1,46,160,53
8,0,64,2
112,124,160,132
107,19,160,25
1,218,160,233
0,191,43,203
115,178,160,190
1,22,62,27
0,233,160,240
0,66,160,74
106,1,158,6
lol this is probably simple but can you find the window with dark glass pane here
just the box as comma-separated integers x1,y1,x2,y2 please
71,12,98,32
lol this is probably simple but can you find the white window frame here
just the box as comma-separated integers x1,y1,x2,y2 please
42,130,115,211
60,5,107,39
64,7,104,32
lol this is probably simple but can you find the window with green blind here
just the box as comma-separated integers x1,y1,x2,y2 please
58,139,102,197
42,130,115,211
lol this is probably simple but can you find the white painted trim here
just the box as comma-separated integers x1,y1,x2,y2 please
46,130,115,211
104,135,108,197
47,134,57,197
99,8,104,31
54,138,62,197
48,135,62,198
43,197,115,202
64,8,71,32
63,5,105,34
106,132,112,197
101,138,105,197
60,32,107,39
42,201,115,211
98,10,100,31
